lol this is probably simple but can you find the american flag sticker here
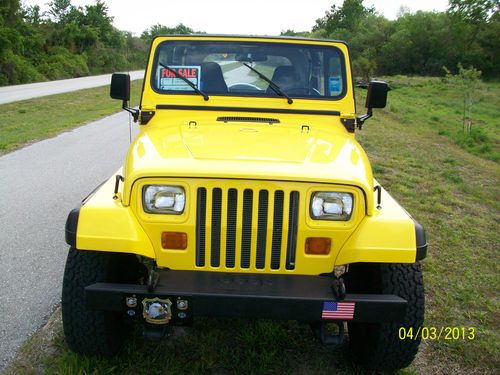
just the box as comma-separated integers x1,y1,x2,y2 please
322,301,356,320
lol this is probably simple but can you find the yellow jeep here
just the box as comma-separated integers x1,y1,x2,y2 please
62,35,427,371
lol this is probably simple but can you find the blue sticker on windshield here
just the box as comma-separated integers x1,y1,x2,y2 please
329,76,341,96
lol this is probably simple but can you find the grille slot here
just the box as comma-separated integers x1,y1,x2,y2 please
195,188,207,267
271,191,284,269
210,188,222,267
196,186,298,272
286,191,300,270
226,188,238,268
256,190,269,269
240,189,253,268
216,116,280,124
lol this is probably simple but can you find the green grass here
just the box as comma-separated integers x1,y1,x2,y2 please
0,80,143,154
220,61,242,74
381,76,500,162
3,77,499,374
357,79,499,372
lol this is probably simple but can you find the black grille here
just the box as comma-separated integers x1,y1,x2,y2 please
241,189,253,268
286,191,300,270
196,187,299,271
271,191,284,269
211,188,222,267
226,189,237,268
195,188,207,267
256,190,269,269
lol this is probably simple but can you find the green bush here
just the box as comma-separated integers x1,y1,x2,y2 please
0,50,46,84
37,47,89,80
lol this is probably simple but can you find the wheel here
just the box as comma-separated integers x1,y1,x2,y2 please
61,247,143,356
345,263,425,371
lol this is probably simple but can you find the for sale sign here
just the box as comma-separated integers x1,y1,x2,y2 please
158,65,201,91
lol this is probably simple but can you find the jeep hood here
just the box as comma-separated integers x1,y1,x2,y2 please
123,121,374,204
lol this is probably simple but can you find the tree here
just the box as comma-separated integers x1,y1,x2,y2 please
141,23,195,42
313,0,375,36
24,5,43,25
48,0,73,23
448,0,499,23
352,56,377,81
444,63,482,132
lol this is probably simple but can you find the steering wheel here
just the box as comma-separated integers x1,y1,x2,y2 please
285,87,322,96
228,83,262,92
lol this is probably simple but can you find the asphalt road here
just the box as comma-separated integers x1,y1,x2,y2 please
0,70,144,105
0,112,138,369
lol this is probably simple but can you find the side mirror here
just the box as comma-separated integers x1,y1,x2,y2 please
357,80,390,128
110,73,139,122
110,73,130,101
365,80,390,109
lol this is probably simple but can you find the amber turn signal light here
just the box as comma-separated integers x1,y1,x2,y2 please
305,237,331,255
161,232,187,249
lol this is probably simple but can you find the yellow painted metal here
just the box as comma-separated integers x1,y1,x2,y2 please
122,115,375,212
130,178,366,275
76,172,156,259
335,183,417,265
73,36,420,273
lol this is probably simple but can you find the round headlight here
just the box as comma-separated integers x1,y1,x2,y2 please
143,185,185,214
310,192,353,221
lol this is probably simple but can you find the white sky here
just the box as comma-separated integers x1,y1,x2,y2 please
22,0,450,36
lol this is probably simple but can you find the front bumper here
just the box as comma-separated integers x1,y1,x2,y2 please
85,270,407,324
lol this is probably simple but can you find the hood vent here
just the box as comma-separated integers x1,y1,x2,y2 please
217,116,280,124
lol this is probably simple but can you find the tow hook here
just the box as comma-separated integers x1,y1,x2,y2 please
147,267,159,292
310,321,345,348
143,324,169,341
331,277,346,300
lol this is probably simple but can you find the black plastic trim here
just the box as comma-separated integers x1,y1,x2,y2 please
413,219,428,261
140,111,155,125
156,104,341,116
65,208,80,247
81,180,105,205
340,118,356,133
85,270,407,323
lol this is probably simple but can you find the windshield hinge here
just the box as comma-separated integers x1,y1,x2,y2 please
140,111,155,125
340,117,356,133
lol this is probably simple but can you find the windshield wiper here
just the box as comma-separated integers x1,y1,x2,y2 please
241,62,293,104
159,63,209,101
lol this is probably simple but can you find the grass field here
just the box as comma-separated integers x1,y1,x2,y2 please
2,77,499,374
0,79,143,155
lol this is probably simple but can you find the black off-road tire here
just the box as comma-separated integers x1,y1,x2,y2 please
346,263,425,371
62,247,142,356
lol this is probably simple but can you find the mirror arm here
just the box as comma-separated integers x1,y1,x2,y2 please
357,107,373,129
122,100,139,122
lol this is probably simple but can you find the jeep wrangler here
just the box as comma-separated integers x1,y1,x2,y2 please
62,35,426,371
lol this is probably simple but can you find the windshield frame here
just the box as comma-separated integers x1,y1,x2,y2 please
149,39,348,102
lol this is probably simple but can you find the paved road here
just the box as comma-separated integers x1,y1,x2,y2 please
0,71,144,105
0,112,138,369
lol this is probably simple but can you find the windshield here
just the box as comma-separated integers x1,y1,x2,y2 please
151,40,346,100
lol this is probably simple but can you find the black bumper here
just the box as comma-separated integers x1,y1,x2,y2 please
85,270,407,323
413,219,428,261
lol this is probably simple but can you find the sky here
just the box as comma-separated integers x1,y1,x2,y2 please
22,0,450,36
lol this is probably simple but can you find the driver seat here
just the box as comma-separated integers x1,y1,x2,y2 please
200,62,228,94
266,66,299,95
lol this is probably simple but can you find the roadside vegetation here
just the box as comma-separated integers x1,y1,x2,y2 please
2,0,498,86
0,0,197,85
0,79,142,154
2,77,498,374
